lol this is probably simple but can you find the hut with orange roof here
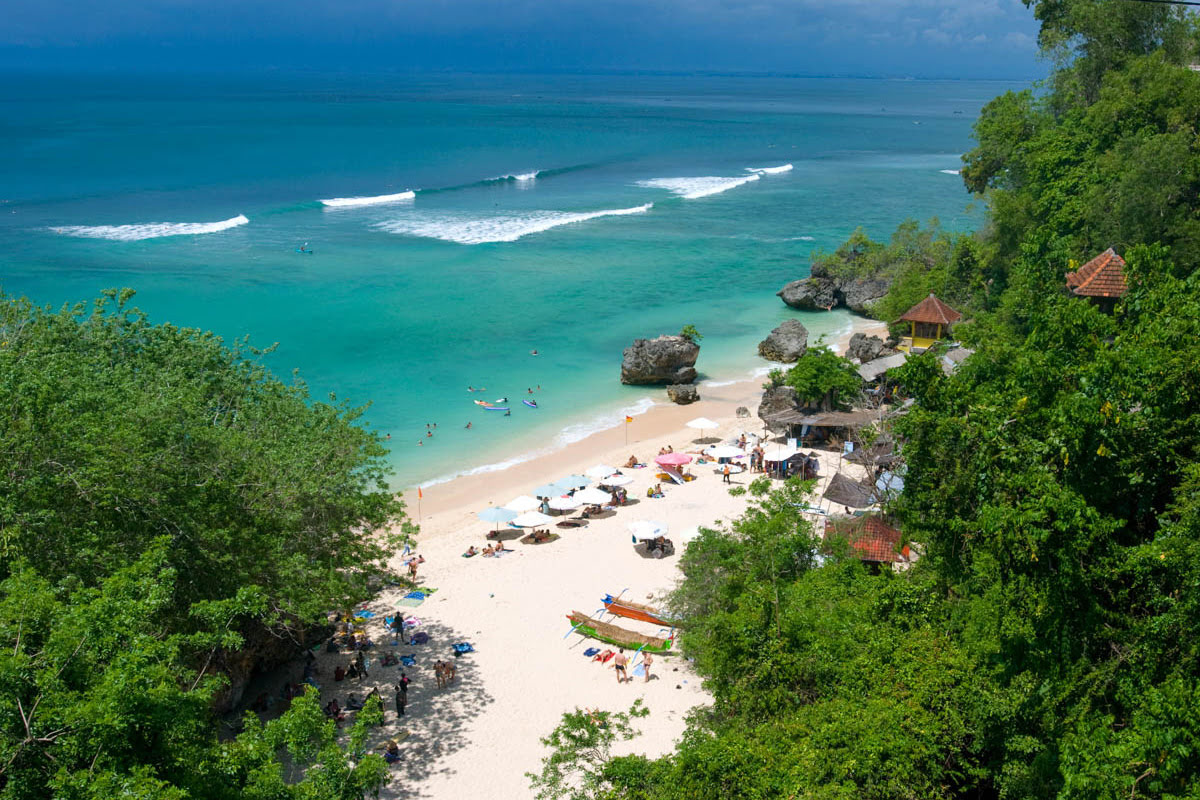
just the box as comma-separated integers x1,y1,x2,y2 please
1065,248,1128,311
895,293,961,353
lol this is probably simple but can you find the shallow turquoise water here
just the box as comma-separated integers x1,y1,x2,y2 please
0,72,1016,487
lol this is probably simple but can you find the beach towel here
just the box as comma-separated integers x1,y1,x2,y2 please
353,610,376,619
400,655,417,667
583,647,600,657
397,591,426,608
462,552,476,558
452,642,475,654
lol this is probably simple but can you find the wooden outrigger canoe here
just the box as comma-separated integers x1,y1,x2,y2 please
566,611,673,653
601,593,674,627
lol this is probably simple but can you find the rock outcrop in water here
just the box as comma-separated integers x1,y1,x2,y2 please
777,261,892,315
758,319,809,362
620,335,700,385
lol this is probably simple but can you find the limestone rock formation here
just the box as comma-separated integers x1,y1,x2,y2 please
846,333,887,363
777,274,892,315
758,319,809,362
736,406,751,418
758,385,799,430
666,384,700,405
620,335,700,385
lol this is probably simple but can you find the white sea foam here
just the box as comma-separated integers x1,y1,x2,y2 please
376,203,652,244
487,170,540,182
637,174,760,199
554,397,656,447
417,396,657,489
940,169,961,175
320,191,416,208
793,235,816,241
51,214,249,241
747,164,794,175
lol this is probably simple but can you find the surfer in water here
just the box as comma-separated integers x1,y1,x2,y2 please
530,349,539,356
527,400,538,408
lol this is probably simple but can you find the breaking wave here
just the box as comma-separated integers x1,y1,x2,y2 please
51,214,249,241
375,203,652,244
637,174,760,199
320,191,416,208
940,169,961,175
747,164,794,174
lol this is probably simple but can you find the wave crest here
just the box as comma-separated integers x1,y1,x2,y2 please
320,191,415,208
747,164,794,175
637,174,760,199
51,214,249,241
376,203,652,244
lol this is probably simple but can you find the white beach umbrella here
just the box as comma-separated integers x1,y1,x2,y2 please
511,511,554,527
547,495,583,511
575,487,614,505
762,445,800,462
686,416,720,440
584,464,618,479
503,495,540,513
704,445,746,459
477,507,518,523
557,474,591,490
627,520,668,538
599,473,634,487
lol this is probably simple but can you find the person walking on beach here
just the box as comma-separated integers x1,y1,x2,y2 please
642,652,653,683
613,649,629,684
722,464,732,484
394,686,406,718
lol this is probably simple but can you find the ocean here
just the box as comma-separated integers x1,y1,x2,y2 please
0,72,1017,488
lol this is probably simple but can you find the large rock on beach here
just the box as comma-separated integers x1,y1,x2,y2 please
758,319,809,362
620,335,700,385
758,385,799,430
777,274,893,315
846,332,887,363
666,384,699,405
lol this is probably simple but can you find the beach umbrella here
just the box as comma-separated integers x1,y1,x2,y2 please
557,474,590,490
575,487,614,505
533,483,564,498
599,474,634,487
704,445,745,459
584,464,618,480
654,452,693,467
686,416,720,441
503,495,540,513
761,445,799,462
627,520,668,538
478,507,518,523
547,495,582,511
511,511,554,527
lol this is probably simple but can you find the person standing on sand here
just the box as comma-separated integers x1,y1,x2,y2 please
613,649,628,684
643,652,653,683
395,686,406,718
722,464,732,484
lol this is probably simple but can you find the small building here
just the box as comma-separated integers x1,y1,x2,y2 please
896,294,962,353
823,515,910,566
1065,248,1128,311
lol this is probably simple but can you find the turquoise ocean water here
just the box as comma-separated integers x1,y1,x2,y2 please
0,72,1018,488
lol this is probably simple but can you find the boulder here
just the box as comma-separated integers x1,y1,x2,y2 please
666,384,699,405
778,277,837,311
621,335,700,385
758,385,799,430
839,278,892,314
847,333,886,363
735,406,751,418
758,319,809,362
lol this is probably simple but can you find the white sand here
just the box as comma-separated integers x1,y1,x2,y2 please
308,317,887,798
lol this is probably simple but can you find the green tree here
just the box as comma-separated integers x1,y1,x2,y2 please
781,346,862,411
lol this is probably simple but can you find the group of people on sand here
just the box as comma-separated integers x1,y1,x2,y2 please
464,540,509,557
434,658,457,689
611,648,653,684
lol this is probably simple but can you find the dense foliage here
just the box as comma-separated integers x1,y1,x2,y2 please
532,2,1200,797
0,291,407,797
770,346,861,411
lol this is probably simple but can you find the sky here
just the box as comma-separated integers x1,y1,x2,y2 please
0,0,1045,78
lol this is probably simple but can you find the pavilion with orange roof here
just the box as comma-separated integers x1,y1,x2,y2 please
895,293,962,353
1065,248,1128,310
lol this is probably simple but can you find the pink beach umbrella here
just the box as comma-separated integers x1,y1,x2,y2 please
654,452,693,468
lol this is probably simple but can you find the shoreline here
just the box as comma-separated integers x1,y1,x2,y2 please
402,312,887,514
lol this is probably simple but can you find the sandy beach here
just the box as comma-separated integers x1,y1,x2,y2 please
295,316,887,798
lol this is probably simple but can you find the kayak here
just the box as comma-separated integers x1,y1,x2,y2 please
484,406,509,412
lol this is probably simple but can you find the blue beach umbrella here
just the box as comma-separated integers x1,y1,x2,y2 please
533,483,563,498
557,474,590,490
477,506,519,535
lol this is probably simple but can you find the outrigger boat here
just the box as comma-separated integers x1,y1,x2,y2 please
601,593,674,627
566,611,673,654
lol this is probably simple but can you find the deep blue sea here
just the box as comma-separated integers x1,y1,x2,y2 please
0,72,1017,487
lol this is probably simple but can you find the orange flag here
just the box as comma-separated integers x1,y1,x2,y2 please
625,416,633,423
418,487,423,499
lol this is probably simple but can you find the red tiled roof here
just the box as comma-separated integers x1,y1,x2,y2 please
1066,248,1128,298
897,294,962,326
824,516,905,563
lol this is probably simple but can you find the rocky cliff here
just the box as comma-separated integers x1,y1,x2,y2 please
777,261,892,315
758,319,809,362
